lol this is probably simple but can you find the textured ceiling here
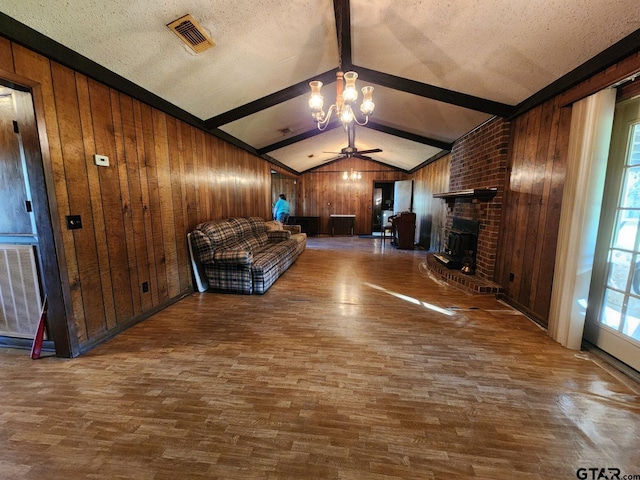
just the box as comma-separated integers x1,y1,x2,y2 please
1,0,639,173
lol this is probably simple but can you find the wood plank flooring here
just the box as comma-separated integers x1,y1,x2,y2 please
1,236,639,479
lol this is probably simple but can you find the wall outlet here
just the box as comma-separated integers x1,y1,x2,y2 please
94,154,109,167
66,215,82,230
142,281,149,293
509,272,515,282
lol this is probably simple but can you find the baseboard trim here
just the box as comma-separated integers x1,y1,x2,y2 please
77,289,193,356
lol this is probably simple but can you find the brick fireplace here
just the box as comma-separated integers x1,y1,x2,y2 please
442,117,510,280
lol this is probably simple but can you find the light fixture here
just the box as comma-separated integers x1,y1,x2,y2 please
343,168,362,181
309,70,375,131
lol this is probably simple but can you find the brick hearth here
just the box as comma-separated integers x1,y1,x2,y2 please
426,253,504,294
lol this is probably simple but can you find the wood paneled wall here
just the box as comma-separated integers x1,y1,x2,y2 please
495,97,571,326
0,40,271,354
270,171,298,217
297,158,407,235
410,155,450,251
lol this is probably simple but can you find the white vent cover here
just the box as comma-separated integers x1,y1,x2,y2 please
0,244,43,338
167,14,215,54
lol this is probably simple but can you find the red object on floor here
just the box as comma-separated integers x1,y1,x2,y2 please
30,296,47,360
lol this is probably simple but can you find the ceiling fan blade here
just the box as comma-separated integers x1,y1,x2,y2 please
354,153,373,161
320,155,346,163
357,148,382,154
322,151,342,154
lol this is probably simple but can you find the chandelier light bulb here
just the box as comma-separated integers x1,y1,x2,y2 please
360,86,375,116
340,106,354,124
308,81,324,111
342,71,358,103
308,71,374,130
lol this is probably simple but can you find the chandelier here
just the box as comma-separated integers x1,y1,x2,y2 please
343,168,361,181
309,70,375,131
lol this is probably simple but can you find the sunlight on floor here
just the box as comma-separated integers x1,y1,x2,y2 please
364,282,455,316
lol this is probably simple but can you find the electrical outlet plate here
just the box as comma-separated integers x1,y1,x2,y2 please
94,154,109,167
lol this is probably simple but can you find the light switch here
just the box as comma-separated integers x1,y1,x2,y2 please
94,154,109,167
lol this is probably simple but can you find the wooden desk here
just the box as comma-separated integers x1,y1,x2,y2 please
288,216,319,236
330,214,355,236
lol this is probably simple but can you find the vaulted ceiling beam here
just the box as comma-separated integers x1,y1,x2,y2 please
204,69,338,129
355,66,515,118
257,122,342,155
334,0,352,70
366,122,453,151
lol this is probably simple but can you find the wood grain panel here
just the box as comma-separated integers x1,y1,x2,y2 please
180,122,197,231
118,93,151,313
11,44,84,341
533,103,570,318
410,155,450,251
77,76,117,334
49,64,104,342
139,102,164,305
3,42,274,353
524,99,555,308
110,88,141,316
496,97,570,325
297,158,407,235
152,109,180,300
0,37,14,71
166,115,189,293
132,99,158,308
510,104,542,301
271,172,298,217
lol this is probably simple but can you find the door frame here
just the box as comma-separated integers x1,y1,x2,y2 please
584,95,640,372
0,68,76,357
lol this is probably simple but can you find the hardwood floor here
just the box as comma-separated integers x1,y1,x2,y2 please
1,236,639,479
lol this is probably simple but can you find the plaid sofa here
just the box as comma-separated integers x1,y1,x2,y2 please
189,217,306,294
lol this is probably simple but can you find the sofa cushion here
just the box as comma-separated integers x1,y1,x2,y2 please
267,230,291,242
213,248,253,265
264,220,283,231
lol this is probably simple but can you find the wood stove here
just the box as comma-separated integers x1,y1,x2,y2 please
433,217,479,269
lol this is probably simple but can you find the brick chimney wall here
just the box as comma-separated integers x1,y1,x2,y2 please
446,117,510,280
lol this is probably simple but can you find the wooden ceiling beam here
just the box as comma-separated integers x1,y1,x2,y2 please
355,66,515,117
256,122,342,155
366,122,453,151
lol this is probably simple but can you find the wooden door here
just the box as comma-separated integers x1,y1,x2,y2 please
394,179,413,213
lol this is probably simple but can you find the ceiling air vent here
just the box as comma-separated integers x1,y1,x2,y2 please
167,14,215,54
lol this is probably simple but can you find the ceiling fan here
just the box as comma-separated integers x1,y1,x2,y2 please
323,125,382,161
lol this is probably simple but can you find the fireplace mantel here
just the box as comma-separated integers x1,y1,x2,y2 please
433,187,498,201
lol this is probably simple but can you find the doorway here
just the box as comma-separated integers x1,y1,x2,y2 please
372,181,394,233
0,79,71,356
585,96,640,372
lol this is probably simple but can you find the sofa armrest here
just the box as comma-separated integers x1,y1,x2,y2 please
213,248,253,265
283,225,301,235
267,230,291,242
190,229,215,264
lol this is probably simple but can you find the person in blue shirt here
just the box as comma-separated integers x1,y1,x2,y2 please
273,194,290,224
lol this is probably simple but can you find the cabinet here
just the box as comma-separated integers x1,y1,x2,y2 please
390,212,416,249
288,216,319,237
